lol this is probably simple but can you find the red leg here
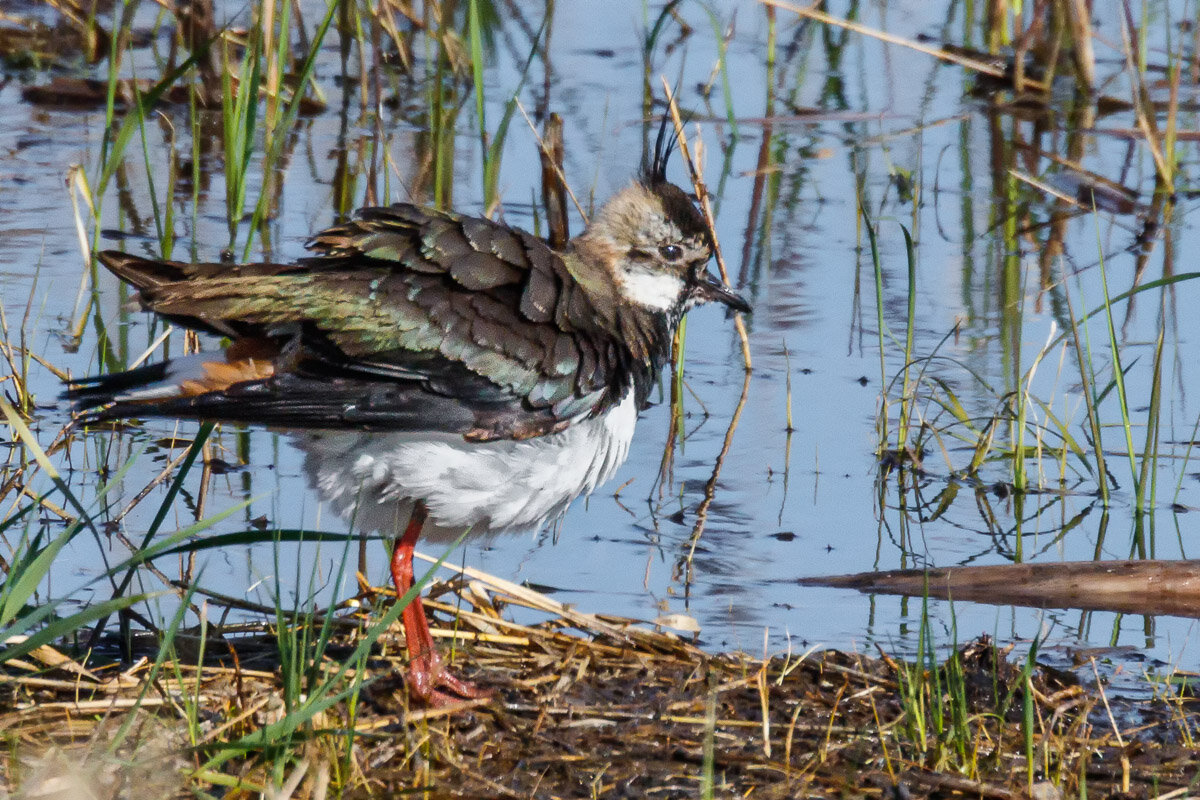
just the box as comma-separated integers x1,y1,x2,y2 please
390,502,490,705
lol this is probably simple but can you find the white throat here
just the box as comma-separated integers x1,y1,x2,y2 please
617,267,685,312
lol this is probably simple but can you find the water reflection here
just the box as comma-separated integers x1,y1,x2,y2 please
0,0,1198,669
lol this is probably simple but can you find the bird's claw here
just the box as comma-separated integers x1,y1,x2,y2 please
407,649,492,707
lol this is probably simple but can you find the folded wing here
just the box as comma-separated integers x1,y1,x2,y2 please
71,205,626,440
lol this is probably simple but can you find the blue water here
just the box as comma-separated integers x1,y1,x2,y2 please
2,0,1198,676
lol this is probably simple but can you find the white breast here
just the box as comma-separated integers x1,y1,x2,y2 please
298,390,639,540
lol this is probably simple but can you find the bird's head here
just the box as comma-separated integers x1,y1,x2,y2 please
570,124,750,322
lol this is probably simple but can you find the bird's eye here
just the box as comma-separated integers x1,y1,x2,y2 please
659,244,684,261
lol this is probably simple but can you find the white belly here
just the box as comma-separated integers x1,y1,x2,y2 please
297,391,638,540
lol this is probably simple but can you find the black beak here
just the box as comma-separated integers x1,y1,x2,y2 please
694,271,751,314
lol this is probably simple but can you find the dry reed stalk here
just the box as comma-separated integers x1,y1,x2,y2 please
1061,0,1095,91
1118,2,1173,193
515,98,589,223
660,80,753,370
762,0,1049,93
540,112,569,248
0,583,1179,800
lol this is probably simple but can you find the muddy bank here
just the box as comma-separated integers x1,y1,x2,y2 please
2,575,1196,799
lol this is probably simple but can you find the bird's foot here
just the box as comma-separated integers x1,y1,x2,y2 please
407,649,492,707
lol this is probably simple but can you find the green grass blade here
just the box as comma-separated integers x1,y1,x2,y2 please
0,525,79,629
0,593,158,664
1,398,100,533
201,529,470,771
98,53,203,197
243,0,339,258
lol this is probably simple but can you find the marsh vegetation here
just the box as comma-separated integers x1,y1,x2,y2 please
1,0,1199,796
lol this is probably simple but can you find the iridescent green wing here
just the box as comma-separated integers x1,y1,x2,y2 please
94,205,621,437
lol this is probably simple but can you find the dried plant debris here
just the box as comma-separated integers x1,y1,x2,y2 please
1,574,1198,799
19,73,327,113
0,13,111,69
4,716,187,800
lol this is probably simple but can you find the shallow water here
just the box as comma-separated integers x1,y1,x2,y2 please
3,0,1199,677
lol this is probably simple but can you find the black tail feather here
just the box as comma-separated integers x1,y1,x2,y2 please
63,361,173,407
63,368,483,433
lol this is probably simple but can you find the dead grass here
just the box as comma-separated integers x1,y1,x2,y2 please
2,564,1197,799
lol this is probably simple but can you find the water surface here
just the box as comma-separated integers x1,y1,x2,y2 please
3,0,1198,677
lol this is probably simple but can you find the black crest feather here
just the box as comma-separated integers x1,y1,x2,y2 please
642,113,679,185
639,113,709,241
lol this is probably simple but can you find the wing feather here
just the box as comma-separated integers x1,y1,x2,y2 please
87,204,634,439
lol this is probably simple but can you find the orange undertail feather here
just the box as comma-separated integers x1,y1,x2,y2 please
63,338,282,414
175,339,279,398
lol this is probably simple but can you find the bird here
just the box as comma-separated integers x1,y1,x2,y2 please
66,123,751,706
